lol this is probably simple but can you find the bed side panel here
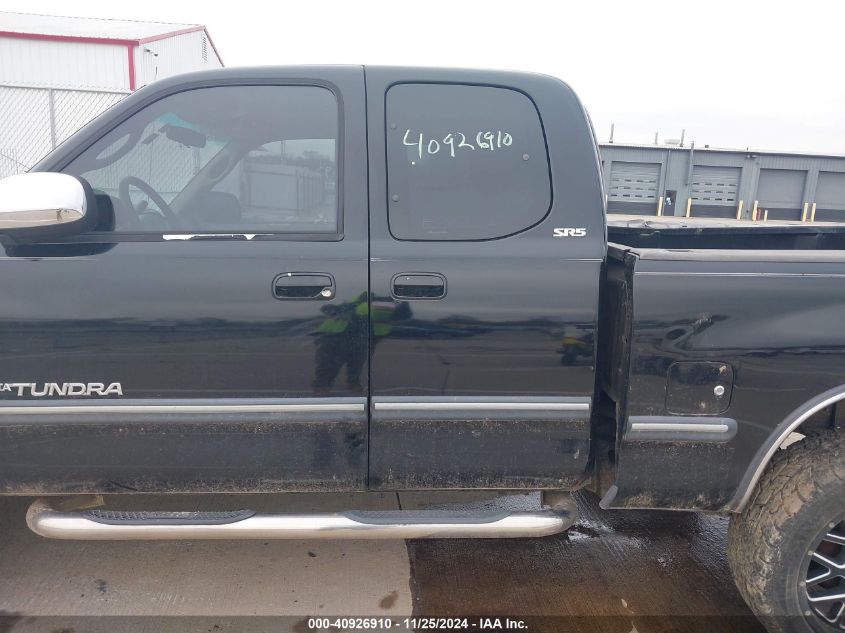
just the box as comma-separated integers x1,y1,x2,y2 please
605,251,845,511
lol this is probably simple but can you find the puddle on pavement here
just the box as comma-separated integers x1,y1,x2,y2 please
406,491,765,632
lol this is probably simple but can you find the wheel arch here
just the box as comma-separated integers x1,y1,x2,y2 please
731,383,845,512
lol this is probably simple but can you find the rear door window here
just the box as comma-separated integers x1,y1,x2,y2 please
386,83,551,241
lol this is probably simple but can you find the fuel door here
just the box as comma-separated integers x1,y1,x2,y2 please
665,362,733,415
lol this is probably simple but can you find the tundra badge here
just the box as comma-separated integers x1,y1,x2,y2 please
0,382,123,397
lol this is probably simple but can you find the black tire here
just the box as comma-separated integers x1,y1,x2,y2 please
728,428,845,633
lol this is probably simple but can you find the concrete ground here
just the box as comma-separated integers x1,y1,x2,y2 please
0,491,765,633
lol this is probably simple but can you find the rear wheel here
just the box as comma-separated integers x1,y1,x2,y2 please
728,428,845,633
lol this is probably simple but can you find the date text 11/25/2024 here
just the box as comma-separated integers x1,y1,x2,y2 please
307,617,528,630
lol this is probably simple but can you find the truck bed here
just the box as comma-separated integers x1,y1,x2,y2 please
608,214,845,250
599,231,845,511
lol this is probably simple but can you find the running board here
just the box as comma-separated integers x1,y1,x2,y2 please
26,500,575,540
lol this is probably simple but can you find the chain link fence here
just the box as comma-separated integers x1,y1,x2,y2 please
0,84,128,178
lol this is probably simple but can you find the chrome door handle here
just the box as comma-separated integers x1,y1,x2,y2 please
273,273,335,300
391,273,446,300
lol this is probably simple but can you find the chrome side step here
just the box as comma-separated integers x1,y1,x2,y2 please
26,500,574,541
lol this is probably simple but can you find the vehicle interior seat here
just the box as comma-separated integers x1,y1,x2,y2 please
181,191,243,230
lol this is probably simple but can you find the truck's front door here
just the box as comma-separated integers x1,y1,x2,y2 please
364,68,606,490
0,68,369,494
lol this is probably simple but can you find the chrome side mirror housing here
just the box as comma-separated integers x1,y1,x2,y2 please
0,172,97,242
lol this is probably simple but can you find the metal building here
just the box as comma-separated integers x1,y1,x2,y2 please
601,143,845,222
0,11,223,177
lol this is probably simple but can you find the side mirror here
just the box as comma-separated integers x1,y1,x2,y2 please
0,173,98,242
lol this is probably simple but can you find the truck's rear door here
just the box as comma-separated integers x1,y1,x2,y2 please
364,67,606,489
0,67,369,494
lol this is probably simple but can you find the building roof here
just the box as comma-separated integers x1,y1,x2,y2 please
0,11,205,45
599,141,845,161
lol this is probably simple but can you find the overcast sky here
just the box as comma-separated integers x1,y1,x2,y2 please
6,0,844,154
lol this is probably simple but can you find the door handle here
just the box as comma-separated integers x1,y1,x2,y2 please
273,273,335,300
391,273,446,300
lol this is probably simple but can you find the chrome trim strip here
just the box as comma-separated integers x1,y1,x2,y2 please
374,401,590,412
625,416,737,443
0,402,365,415
162,233,269,241
734,386,845,512
637,272,845,278
631,422,730,433
26,500,575,540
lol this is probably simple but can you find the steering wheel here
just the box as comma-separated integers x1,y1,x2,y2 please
119,176,178,223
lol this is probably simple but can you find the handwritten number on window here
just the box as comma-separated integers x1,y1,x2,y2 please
457,133,475,151
403,129,424,160
443,133,456,157
403,129,513,160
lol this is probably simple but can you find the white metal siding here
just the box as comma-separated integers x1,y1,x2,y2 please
0,38,128,90
134,31,222,89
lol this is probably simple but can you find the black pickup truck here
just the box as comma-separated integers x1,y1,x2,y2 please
0,66,843,632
